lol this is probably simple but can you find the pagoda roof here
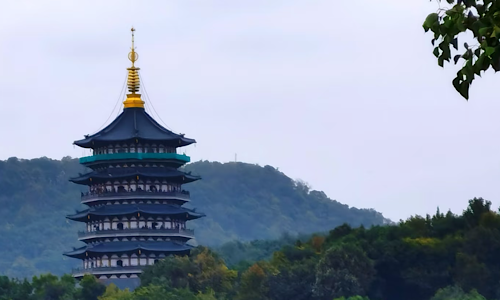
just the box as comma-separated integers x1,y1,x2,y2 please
74,107,196,148
64,241,192,259
67,204,205,222
70,167,200,185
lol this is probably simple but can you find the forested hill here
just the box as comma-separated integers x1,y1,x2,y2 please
0,157,388,278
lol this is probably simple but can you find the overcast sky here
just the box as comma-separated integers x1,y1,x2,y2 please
1,0,500,221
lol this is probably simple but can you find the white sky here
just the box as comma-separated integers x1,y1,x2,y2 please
1,0,500,221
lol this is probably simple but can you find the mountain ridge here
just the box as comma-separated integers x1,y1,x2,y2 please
0,157,388,278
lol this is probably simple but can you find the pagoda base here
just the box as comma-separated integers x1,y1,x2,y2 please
72,266,143,279
99,277,141,291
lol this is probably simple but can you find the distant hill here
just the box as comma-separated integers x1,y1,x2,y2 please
0,157,388,278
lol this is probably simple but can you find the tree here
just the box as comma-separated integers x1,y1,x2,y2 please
132,286,196,300
236,263,270,300
431,285,487,300
31,273,76,300
78,275,106,300
313,243,375,300
98,284,133,300
423,0,500,99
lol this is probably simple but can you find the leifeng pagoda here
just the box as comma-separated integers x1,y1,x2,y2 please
64,28,205,288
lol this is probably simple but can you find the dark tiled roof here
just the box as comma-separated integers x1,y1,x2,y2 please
70,167,200,185
64,241,193,258
67,204,205,221
74,107,195,148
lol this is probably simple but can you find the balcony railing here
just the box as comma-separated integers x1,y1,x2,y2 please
81,190,190,202
72,266,144,276
78,228,194,239
79,152,190,164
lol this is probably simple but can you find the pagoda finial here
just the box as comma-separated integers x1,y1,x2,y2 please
123,27,145,109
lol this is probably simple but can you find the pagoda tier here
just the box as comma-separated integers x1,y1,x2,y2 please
74,107,196,149
79,152,190,169
76,227,195,243
80,189,191,206
70,167,200,186
67,204,205,222
64,241,192,259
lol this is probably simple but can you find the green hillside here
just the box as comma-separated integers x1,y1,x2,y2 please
0,157,388,278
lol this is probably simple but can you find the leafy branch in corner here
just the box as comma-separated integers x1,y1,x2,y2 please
423,0,500,99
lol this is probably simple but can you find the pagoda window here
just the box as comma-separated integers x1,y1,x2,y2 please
116,260,123,267
112,218,119,229
130,254,138,266
120,255,129,266
130,180,137,191
139,220,146,228
137,144,143,153
102,255,109,267
122,144,128,153
139,255,147,266
108,146,114,154
129,222,137,230
159,145,165,153
144,144,150,152
110,255,118,267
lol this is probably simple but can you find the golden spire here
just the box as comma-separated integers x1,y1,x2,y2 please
123,27,145,109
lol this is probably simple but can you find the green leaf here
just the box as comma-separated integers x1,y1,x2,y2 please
454,55,461,64
438,56,445,67
452,77,461,93
460,82,470,100
463,49,472,60
423,13,439,31
481,56,490,71
433,47,440,58
452,77,470,100
474,54,485,75
476,4,485,15
464,60,474,79
424,13,439,28
479,27,490,36
492,57,500,72
452,38,458,50
485,47,495,57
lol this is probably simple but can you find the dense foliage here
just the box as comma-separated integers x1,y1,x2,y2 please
0,157,386,278
423,0,500,99
0,198,498,300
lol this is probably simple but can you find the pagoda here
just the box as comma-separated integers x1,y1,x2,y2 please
64,28,205,287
